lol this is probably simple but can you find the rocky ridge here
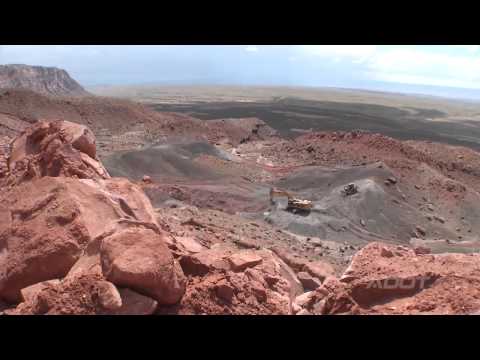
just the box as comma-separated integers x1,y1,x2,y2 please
0,64,89,97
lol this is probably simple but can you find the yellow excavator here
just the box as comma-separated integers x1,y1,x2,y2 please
269,187,313,212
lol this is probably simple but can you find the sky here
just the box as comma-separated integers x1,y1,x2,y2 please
1,45,480,99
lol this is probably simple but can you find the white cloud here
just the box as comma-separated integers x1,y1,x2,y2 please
291,45,480,89
245,46,259,52
297,45,377,63
455,45,479,53
366,48,480,89
366,72,480,89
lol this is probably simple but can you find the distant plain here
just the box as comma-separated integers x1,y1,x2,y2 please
91,85,480,149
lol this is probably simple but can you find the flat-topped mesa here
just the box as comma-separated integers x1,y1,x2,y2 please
0,64,89,97
6,120,110,185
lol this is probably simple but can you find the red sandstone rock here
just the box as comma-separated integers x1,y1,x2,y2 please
179,247,234,276
159,248,299,315
227,250,263,272
294,291,314,309
297,272,322,291
0,122,184,311
12,274,107,315
302,261,336,282
20,280,61,303
160,270,290,315
14,277,159,315
174,236,206,254
0,176,160,303
7,120,109,185
97,281,122,311
65,238,104,280
307,242,480,315
215,281,235,303
100,227,186,305
113,288,158,315
270,246,307,272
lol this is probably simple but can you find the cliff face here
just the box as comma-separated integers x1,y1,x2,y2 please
0,64,89,97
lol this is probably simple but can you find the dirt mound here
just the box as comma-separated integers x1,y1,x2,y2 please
103,139,274,214
144,115,277,145
205,118,278,145
103,142,230,181
0,64,88,97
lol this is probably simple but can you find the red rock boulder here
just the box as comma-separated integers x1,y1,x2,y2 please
100,227,186,305
303,260,336,282
7,120,109,185
179,246,234,276
113,288,158,315
161,247,303,315
0,176,160,303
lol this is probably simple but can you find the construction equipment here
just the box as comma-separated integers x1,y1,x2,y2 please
269,188,313,212
342,183,358,196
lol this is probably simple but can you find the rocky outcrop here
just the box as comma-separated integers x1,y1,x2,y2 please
11,272,161,315
297,243,480,315
0,175,163,302
159,245,300,315
6,120,109,185
0,64,89,97
0,120,185,313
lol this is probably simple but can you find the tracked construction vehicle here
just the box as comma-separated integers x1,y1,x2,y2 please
269,187,313,212
342,183,358,196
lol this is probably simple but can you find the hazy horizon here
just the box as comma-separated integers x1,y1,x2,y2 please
2,45,480,101
87,81,480,103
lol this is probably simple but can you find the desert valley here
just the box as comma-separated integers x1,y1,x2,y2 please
1,63,480,315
